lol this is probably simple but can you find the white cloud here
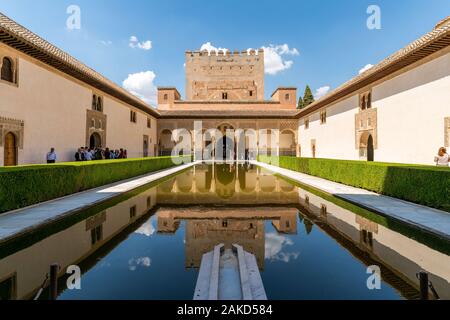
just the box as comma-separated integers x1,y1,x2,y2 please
123,71,157,106
128,257,151,271
135,221,156,237
359,64,374,74
262,44,299,75
265,233,300,263
200,42,228,55
100,40,112,46
314,86,331,99
129,35,152,50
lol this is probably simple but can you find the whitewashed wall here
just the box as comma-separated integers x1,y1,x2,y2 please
0,44,157,166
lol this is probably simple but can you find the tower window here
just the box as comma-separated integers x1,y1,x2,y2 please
130,110,137,123
164,94,168,101
285,93,290,101
222,92,228,100
320,110,327,124
249,90,253,97
1,57,14,83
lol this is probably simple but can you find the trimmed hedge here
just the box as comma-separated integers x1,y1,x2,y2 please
258,156,450,212
0,156,191,214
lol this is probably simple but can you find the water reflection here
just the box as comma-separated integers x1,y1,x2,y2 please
157,207,298,269
0,164,448,300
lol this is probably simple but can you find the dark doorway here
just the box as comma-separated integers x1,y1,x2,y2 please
367,135,374,162
90,132,102,149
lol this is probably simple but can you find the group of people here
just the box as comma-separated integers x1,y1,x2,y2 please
46,147,449,166
74,147,128,162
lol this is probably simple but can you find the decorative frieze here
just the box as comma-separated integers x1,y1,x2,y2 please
445,117,450,147
86,109,107,148
0,116,24,148
355,108,378,149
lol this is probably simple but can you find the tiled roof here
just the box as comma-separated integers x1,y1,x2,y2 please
158,109,299,119
297,16,450,118
0,13,160,118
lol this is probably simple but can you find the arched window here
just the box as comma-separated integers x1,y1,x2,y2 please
92,95,97,110
1,57,14,83
361,96,366,110
97,97,102,112
367,93,372,109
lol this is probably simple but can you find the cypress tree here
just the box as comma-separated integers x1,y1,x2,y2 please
303,85,315,108
297,96,304,110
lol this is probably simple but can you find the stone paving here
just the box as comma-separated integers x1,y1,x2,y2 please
0,162,196,244
252,161,450,240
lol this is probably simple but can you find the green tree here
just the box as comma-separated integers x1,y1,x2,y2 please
303,85,315,108
297,96,304,110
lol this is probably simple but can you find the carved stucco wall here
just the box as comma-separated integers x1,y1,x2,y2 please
0,116,24,148
85,109,107,147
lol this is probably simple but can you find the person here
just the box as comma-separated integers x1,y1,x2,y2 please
434,147,449,167
104,148,111,160
75,148,82,161
95,148,103,160
119,148,124,159
123,149,128,159
80,147,86,161
46,148,57,164
85,148,93,161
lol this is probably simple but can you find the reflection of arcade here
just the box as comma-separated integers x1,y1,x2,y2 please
297,189,450,300
0,188,157,300
157,164,299,205
157,207,298,270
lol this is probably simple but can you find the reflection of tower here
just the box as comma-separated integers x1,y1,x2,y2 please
185,219,265,269
272,214,297,234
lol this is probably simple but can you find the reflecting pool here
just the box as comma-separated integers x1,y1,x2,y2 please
0,164,449,300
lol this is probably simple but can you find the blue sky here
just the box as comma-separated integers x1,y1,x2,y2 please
1,0,449,106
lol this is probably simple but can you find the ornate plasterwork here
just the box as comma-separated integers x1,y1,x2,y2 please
86,109,107,148
445,117,450,147
355,108,378,149
0,116,24,148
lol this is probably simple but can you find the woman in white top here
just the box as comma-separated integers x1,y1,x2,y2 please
434,147,449,167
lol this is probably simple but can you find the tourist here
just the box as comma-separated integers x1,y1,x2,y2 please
85,148,93,161
119,148,124,159
80,147,86,161
75,148,82,161
123,149,128,159
46,148,57,164
434,147,449,167
105,148,111,160
95,148,103,160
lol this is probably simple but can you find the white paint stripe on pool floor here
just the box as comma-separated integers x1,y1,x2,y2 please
0,162,197,243
252,160,450,240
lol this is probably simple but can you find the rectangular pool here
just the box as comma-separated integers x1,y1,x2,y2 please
0,164,448,300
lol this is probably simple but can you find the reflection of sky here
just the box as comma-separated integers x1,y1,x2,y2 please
135,220,155,237
128,257,152,271
265,233,299,263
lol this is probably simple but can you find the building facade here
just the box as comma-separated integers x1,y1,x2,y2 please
1,13,449,167
0,14,158,166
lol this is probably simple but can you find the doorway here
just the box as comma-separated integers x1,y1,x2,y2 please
90,132,102,149
367,135,374,162
4,132,17,166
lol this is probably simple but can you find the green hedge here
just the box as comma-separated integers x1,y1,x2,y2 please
258,156,450,212
0,156,191,214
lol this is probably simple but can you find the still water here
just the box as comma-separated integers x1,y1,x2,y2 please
0,164,449,300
